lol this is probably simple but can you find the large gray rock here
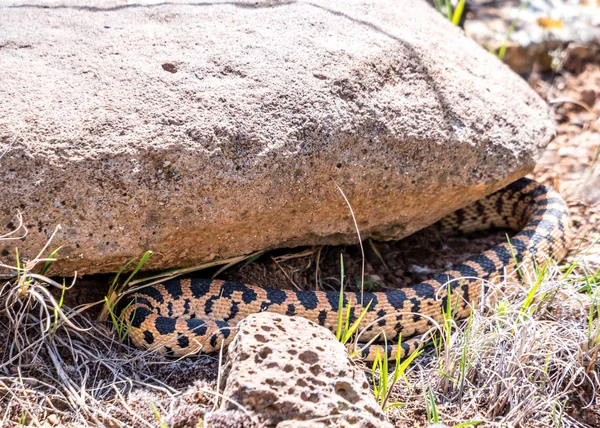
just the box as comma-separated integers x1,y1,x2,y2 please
204,313,393,428
0,0,554,275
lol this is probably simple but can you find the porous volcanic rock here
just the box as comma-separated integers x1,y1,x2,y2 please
204,312,393,428
0,0,554,275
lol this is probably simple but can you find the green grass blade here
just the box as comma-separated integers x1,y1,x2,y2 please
344,301,352,340
396,347,421,382
521,261,548,313
444,0,453,20
452,422,485,427
40,247,62,275
120,251,153,292
381,335,389,404
243,252,264,266
452,0,466,25
15,248,20,273
109,258,136,295
341,300,373,344
383,402,404,411
336,254,345,341
498,1,529,60
506,235,524,280
426,387,439,423
372,350,382,400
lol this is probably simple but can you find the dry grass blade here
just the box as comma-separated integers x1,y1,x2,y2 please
0,223,226,426
335,182,366,303
549,98,595,116
272,248,316,263
387,265,599,427
0,211,27,243
125,250,265,291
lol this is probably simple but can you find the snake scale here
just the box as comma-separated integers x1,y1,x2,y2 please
119,177,571,360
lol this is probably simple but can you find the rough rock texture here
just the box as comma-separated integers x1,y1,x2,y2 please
0,0,554,275
204,313,392,428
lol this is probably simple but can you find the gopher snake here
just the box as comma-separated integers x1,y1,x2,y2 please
119,178,571,360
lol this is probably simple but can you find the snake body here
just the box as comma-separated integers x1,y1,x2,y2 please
120,178,571,360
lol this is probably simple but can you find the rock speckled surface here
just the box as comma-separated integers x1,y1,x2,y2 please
204,312,392,428
0,0,553,275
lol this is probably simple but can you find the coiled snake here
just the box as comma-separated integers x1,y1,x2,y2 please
119,178,571,360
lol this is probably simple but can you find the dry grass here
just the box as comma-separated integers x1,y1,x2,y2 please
0,221,220,427
1,214,598,427
384,258,600,427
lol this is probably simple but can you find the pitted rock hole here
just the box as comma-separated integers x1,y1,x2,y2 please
307,377,326,387
298,350,319,364
162,63,177,73
300,391,319,403
265,378,285,387
283,364,294,373
334,381,360,404
254,334,268,343
258,346,273,359
260,325,273,332
309,364,322,376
